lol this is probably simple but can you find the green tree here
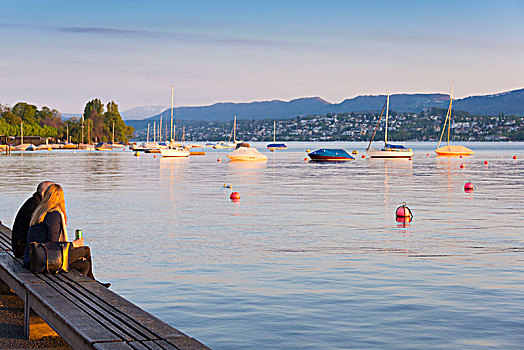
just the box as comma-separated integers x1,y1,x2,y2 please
12,102,38,124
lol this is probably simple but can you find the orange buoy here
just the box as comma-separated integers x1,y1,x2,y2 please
396,203,413,219
304,157,308,161
513,155,517,159
306,149,310,152
217,158,221,162
362,155,365,158
460,163,465,168
464,182,474,191
409,157,413,160
230,192,241,201
484,160,488,165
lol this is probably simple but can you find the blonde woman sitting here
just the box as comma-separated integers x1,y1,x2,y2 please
23,184,110,288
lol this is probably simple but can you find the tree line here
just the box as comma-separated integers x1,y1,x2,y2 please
0,99,134,143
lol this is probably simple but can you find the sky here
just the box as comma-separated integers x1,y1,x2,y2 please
1,0,523,114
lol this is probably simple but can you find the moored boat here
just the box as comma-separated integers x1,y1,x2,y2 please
307,148,355,161
160,146,190,157
435,84,474,156
227,142,267,161
214,116,242,149
367,93,413,158
267,121,287,151
95,142,112,151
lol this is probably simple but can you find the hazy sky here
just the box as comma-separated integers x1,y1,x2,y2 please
1,0,523,113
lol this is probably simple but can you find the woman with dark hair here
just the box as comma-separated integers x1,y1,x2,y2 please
23,184,110,287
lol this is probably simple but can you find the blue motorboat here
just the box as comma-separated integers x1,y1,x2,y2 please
267,143,287,151
307,148,355,161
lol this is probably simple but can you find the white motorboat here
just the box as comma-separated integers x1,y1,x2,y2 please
227,142,268,161
160,146,190,157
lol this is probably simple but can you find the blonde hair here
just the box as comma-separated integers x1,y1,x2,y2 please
30,184,67,227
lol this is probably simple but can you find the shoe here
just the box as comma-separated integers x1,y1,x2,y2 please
100,282,111,288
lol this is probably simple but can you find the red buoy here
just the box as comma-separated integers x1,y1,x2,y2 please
409,157,413,160
217,158,221,162
460,163,465,168
304,157,308,161
460,155,463,158
396,204,412,218
230,192,241,201
153,155,156,158
427,153,430,156
396,216,412,225
464,182,474,191
362,155,366,158
513,155,518,160
484,160,488,165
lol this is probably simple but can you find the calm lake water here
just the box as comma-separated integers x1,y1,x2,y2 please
1,142,523,349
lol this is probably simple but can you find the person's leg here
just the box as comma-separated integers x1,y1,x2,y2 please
68,246,94,279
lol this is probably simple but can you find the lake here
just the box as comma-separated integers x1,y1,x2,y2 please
1,142,523,349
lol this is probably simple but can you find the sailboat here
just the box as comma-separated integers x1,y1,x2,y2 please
213,116,240,149
160,85,190,158
15,122,34,151
266,121,287,151
366,93,413,158
435,84,474,156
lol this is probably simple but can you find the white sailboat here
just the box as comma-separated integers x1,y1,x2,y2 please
160,85,190,158
366,93,413,158
15,122,34,151
213,116,240,149
435,84,474,156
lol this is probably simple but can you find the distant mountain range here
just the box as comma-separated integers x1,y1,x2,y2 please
121,105,170,120
123,88,523,129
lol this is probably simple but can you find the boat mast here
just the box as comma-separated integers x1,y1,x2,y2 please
112,122,115,143
366,98,387,151
447,83,453,147
66,124,69,144
233,116,237,143
170,85,174,142
153,121,156,142
21,122,23,145
147,123,150,143
437,83,453,149
159,114,162,142
384,92,389,147
273,120,276,143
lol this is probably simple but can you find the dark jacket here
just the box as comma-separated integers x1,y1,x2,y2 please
12,192,41,258
23,211,64,267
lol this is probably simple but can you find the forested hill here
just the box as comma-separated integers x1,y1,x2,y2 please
125,88,524,129
453,89,524,115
